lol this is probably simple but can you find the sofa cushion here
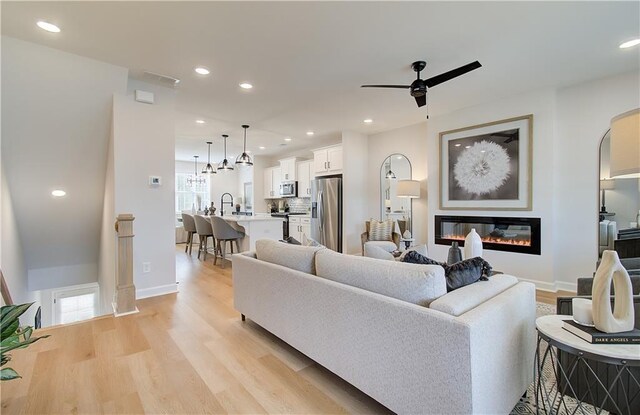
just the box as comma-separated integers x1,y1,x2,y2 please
256,239,324,275
315,249,447,306
364,240,398,252
363,244,395,261
429,274,519,316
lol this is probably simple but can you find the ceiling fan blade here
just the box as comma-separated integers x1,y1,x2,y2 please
361,85,410,89
424,61,482,88
414,95,426,107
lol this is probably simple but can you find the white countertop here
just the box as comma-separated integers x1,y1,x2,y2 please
220,215,284,223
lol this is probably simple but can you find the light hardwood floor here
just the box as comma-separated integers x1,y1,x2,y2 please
1,246,392,414
1,246,573,414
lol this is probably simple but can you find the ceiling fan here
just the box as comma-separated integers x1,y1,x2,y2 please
361,60,482,108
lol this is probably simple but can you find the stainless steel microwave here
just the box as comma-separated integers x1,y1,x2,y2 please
279,181,297,197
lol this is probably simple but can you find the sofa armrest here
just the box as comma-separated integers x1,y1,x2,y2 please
458,282,536,414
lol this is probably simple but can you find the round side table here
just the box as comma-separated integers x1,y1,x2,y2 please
535,315,640,415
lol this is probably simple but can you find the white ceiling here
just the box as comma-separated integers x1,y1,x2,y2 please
3,1,639,159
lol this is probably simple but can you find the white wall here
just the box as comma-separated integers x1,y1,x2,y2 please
342,131,369,254
554,70,640,289
1,36,128,292
368,122,429,248
427,89,558,289
251,155,272,213
112,81,177,298
97,112,116,314
1,166,40,324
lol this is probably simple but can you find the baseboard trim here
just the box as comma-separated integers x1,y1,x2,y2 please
112,303,139,317
517,277,577,293
136,283,179,300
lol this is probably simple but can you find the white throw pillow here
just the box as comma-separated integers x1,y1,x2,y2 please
369,218,394,241
363,244,395,261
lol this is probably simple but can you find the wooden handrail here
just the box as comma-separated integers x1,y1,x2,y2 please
1,269,14,305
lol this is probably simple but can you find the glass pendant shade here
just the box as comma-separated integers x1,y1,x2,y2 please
235,125,253,166
385,170,396,179
202,141,216,174
218,134,234,171
187,156,206,186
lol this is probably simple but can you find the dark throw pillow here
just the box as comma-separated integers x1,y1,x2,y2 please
402,251,492,292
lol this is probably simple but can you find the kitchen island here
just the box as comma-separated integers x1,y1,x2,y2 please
219,214,284,252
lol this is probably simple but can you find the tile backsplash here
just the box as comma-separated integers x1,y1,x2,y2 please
287,198,311,213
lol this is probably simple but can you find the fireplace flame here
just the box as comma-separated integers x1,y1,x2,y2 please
443,234,532,247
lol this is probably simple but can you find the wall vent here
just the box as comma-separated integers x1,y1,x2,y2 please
142,71,181,88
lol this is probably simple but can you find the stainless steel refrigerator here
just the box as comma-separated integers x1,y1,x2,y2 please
311,176,342,252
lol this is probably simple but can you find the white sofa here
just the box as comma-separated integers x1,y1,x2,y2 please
233,240,536,414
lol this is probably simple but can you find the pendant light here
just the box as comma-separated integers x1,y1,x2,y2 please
187,156,206,186
202,141,216,174
217,134,234,171
385,158,396,179
235,124,253,166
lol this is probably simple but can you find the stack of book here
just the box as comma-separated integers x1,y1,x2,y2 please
563,319,640,344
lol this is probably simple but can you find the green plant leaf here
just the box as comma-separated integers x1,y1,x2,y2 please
1,319,19,341
1,354,11,366
0,335,46,355
0,333,21,348
0,367,21,381
0,303,34,333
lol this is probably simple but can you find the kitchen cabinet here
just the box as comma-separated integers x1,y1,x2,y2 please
263,166,282,199
279,157,298,181
289,217,311,242
296,160,312,197
313,145,343,175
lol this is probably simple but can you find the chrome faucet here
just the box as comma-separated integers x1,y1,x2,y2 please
221,193,233,216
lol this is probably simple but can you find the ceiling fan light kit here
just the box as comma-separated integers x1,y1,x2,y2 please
362,60,482,108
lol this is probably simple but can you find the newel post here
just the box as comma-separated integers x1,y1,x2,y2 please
114,214,137,316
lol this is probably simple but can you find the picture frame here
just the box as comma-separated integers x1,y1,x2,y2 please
439,114,533,210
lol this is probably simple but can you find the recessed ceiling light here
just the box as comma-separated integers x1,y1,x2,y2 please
306,131,314,136
196,119,205,124
465,145,471,149
51,190,66,197
259,146,266,150
239,82,253,89
481,150,486,153
363,119,373,123
454,143,462,147
194,67,210,75
37,21,61,33
620,38,640,49
284,137,292,142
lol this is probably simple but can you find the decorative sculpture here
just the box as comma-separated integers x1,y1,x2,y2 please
592,250,634,333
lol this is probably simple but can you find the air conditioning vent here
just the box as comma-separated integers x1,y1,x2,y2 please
142,71,181,88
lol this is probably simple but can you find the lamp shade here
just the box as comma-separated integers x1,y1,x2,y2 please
610,108,640,179
396,180,420,198
600,179,616,190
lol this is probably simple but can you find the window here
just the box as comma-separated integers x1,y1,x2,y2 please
176,172,210,214
53,285,99,325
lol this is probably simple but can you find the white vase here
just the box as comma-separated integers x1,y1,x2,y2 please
592,250,634,333
464,228,483,259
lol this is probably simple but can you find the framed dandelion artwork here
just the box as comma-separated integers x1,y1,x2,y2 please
439,114,533,210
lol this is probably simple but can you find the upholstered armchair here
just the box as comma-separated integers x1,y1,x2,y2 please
361,220,404,254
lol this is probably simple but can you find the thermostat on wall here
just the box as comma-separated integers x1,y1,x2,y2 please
149,176,162,187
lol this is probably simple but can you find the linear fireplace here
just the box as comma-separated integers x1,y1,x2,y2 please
435,215,541,255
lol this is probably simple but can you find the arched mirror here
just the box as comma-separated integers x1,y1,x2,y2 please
598,108,640,261
380,153,412,230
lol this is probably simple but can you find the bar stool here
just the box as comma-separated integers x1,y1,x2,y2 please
194,215,215,261
181,213,197,255
210,216,244,268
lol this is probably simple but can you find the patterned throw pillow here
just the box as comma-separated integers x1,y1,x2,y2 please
402,251,493,292
369,219,394,241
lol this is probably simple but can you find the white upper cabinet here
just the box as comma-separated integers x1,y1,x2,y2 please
279,157,297,181
263,166,282,199
313,145,343,175
296,160,312,197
